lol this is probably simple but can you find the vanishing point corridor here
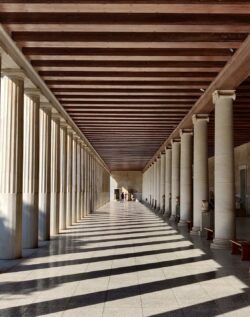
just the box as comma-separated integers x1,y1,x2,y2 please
0,202,249,317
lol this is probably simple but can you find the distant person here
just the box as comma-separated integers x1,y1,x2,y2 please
121,192,125,201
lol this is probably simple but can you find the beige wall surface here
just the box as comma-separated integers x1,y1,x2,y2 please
208,142,250,216
110,171,142,201
207,142,250,239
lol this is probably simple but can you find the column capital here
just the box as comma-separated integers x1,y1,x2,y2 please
171,138,180,145
212,90,236,104
1,68,25,80
165,144,172,150
180,128,193,137
51,109,61,122
66,125,74,134
40,102,52,113
24,88,40,98
192,114,209,125
161,151,166,156
59,118,67,128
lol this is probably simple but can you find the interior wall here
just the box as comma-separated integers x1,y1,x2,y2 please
110,171,142,201
208,142,250,239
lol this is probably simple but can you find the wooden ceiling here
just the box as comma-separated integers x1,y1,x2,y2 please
1,1,250,170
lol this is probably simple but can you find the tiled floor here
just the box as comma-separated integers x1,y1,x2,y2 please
0,201,250,317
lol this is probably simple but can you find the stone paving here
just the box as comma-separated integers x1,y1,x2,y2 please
0,201,249,316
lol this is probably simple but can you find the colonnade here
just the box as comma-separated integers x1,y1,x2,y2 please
0,59,110,260
142,90,236,249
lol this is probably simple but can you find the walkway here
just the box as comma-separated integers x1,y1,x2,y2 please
0,201,250,317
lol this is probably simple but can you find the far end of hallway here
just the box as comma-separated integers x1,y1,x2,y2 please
0,201,249,317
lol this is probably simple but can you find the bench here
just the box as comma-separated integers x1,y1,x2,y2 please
204,227,214,240
186,220,193,232
230,240,250,261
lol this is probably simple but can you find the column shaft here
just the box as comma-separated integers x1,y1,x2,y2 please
59,120,67,231
170,140,180,220
66,128,73,227
160,153,166,212
164,148,172,217
38,104,51,241
191,115,209,235
22,89,40,248
179,130,193,226
50,111,60,235
0,69,24,259
211,90,236,249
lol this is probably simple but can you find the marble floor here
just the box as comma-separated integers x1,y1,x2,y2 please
0,201,250,317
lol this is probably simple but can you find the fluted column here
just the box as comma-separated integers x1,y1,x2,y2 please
153,161,157,208
160,152,166,212
191,114,209,235
59,119,67,231
179,129,193,227
50,110,60,236
164,147,172,217
80,142,85,219
84,149,89,215
72,133,77,223
66,126,73,227
170,139,180,221
156,157,161,210
22,88,40,248
76,138,81,221
38,102,52,241
0,69,24,259
211,90,236,249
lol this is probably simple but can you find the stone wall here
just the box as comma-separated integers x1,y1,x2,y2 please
110,171,142,201
208,142,250,239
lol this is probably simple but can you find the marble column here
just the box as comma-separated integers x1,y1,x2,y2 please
153,161,157,208
72,133,77,223
76,138,81,221
38,103,52,241
178,129,193,227
211,90,236,249
191,114,209,235
84,149,89,215
160,152,166,212
80,142,85,219
22,88,40,248
0,69,24,259
66,126,73,227
164,147,172,217
157,157,161,210
170,139,180,221
59,119,67,231
50,110,60,236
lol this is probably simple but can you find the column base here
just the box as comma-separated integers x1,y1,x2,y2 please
210,238,231,249
190,226,201,236
169,214,176,221
163,212,170,219
178,219,188,227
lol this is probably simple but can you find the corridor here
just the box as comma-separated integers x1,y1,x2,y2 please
0,202,249,317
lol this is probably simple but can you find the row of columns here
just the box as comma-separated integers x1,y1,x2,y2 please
0,66,110,260
142,90,236,249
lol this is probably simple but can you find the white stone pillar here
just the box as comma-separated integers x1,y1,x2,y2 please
160,152,166,212
66,126,73,227
211,90,236,249
72,134,77,223
38,103,52,241
164,147,172,217
80,142,85,218
76,138,81,221
0,69,24,259
191,114,209,235
84,149,89,215
50,110,60,236
178,129,193,227
153,161,157,208
156,157,161,210
22,88,40,248
170,139,180,221
59,119,67,231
